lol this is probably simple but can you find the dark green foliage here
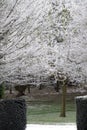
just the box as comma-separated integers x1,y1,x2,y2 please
0,82,5,99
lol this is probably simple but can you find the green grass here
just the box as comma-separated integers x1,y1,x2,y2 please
27,100,76,124
27,111,76,124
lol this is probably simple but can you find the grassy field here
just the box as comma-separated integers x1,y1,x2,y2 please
4,87,86,124
27,99,76,124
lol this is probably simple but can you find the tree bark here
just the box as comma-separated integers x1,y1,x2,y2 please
60,82,67,117
9,87,12,94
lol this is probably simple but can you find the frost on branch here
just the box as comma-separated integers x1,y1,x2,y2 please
0,0,87,86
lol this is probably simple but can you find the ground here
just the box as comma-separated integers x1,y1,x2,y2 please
3,86,87,124
26,124,76,130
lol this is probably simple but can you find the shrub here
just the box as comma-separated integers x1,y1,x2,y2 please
15,85,27,97
0,99,26,130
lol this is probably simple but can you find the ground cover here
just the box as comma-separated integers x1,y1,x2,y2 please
27,97,76,124
4,86,87,124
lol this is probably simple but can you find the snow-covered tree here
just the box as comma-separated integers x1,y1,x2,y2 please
0,0,87,85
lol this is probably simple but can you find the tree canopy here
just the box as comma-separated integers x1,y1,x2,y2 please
0,0,87,85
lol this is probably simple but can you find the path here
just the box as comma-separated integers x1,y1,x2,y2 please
26,124,77,130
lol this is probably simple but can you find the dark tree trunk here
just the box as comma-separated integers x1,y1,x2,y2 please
27,86,30,93
9,87,12,94
60,83,67,117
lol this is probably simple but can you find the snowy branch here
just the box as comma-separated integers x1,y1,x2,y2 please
0,0,87,85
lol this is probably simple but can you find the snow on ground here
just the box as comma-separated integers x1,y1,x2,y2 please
26,124,77,130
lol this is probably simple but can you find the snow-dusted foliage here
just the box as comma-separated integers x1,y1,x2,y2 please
0,0,87,85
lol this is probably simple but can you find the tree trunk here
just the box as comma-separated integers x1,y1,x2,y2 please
60,83,67,117
28,86,30,93
9,87,12,94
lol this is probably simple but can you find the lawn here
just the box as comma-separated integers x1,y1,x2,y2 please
27,99,76,124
